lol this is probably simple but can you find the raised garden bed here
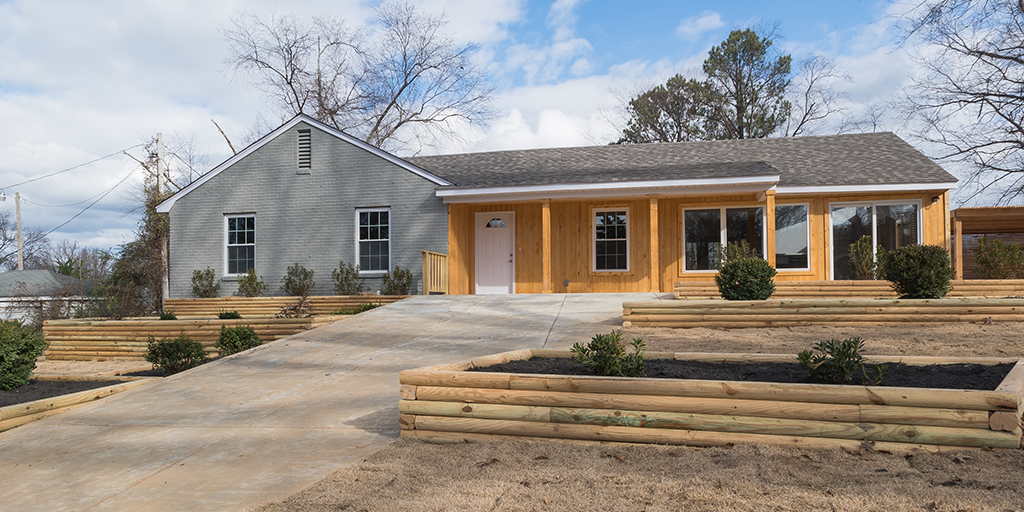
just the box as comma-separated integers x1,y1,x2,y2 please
0,377,154,432
623,297,1024,328
163,295,407,317
398,349,1024,452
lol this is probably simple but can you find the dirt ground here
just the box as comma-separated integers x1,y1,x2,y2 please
254,323,1024,512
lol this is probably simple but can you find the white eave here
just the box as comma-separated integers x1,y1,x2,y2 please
776,182,959,195
155,115,452,213
435,175,781,203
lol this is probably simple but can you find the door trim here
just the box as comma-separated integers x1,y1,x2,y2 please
474,211,515,294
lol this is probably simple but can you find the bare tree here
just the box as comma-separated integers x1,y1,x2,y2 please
224,2,493,151
0,209,50,272
784,55,849,137
899,0,1024,203
48,240,113,283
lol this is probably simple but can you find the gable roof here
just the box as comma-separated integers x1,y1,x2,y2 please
156,115,452,213
406,132,957,198
0,270,93,297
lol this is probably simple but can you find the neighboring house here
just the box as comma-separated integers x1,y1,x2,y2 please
158,115,957,297
0,269,95,324
156,115,450,298
406,132,957,294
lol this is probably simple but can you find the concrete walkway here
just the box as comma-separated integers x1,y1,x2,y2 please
0,293,668,511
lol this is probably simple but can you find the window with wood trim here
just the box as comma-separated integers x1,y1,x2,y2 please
297,129,312,171
683,206,764,271
226,215,255,275
775,204,810,270
594,209,629,271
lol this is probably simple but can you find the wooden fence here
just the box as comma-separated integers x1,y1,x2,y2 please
674,279,1024,300
624,297,1024,328
42,316,344,361
421,250,449,295
162,295,407,317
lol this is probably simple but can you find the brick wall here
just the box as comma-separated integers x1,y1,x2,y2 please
167,122,448,298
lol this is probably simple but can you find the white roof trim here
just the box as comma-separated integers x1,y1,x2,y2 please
156,115,452,213
776,182,959,195
437,175,780,204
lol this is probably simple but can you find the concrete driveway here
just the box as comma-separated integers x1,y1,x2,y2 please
0,293,668,511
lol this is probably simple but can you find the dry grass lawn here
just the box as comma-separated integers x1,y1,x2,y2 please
254,323,1024,512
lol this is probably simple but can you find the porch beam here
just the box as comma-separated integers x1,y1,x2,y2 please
542,199,552,293
650,197,660,293
954,217,964,279
765,190,776,267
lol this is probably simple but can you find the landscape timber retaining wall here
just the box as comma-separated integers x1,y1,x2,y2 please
42,316,344,361
398,349,1024,452
0,378,155,432
674,279,1024,300
623,298,1024,328
163,295,407,317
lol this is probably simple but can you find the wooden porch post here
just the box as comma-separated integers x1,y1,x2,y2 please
542,199,552,293
954,216,964,279
764,190,776,267
649,197,660,293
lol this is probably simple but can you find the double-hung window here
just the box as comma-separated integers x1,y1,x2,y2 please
683,206,764,271
226,215,255,275
594,209,629,272
357,208,390,273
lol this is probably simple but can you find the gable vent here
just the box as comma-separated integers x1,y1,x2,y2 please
297,129,312,171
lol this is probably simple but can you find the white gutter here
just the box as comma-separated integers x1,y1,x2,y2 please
436,175,781,203
777,182,959,195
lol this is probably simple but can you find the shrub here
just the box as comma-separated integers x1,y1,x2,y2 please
276,296,313,318
849,235,885,280
159,310,177,320
797,337,887,385
0,320,47,391
190,267,220,298
571,330,646,377
216,325,262,356
332,260,364,295
714,245,777,300
237,268,267,297
332,302,379,315
218,311,242,320
380,265,413,295
974,236,1024,279
145,333,207,374
282,263,315,296
880,244,956,298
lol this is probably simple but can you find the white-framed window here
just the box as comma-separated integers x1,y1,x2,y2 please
225,214,255,276
775,203,810,271
593,208,629,272
829,200,921,280
356,208,390,273
683,206,765,272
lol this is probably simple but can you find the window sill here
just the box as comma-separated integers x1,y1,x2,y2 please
590,270,634,277
221,276,240,282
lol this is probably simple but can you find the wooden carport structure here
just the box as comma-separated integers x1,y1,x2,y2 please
951,206,1024,278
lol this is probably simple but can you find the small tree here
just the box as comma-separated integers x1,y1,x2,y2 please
191,267,221,298
237,268,267,297
849,235,885,280
331,260,363,295
881,245,956,299
216,326,262,356
282,263,315,296
0,320,47,390
380,265,413,295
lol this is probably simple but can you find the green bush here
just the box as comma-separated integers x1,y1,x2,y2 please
159,310,177,320
218,311,242,320
849,235,885,280
237,268,267,297
332,302,379,315
881,244,956,298
571,330,645,377
145,333,207,374
282,263,315,296
380,265,413,295
191,267,221,298
715,256,777,300
215,325,262,356
797,337,887,385
332,260,364,295
0,320,47,390
974,236,1024,279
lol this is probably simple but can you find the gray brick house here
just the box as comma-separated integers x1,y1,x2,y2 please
156,115,450,297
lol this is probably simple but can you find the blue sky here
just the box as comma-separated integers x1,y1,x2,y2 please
0,0,952,252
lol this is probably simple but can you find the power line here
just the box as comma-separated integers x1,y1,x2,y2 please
42,167,140,237
0,143,144,190
23,190,109,208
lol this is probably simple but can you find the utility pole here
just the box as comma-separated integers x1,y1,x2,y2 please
157,133,170,309
15,192,22,271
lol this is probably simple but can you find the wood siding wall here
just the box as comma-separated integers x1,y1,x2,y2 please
448,190,950,294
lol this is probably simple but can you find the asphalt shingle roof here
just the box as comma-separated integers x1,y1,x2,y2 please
0,270,93,297
404,132,956,190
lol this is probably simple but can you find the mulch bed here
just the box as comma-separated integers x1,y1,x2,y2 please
0,380,119,408
473,358,1015,390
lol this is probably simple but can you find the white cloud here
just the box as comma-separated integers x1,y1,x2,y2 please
676,11,724,41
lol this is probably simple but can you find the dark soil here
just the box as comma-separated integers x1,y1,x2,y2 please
473,358,1015,390
119,368,166,377
0,379,120,408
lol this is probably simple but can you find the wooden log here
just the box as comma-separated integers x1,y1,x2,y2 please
0,378,154,421
625,314,1024,323
547,407,1019,448
858,405,989,429
0,405,85,432
399,370,512,389
399,385,417,400
399,400,551,422
30,375,151,383
413,386,861,423
469,349,533,369
628,306,1024,316
410,416,979,453
399,414,416,430
989,411,1022,433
